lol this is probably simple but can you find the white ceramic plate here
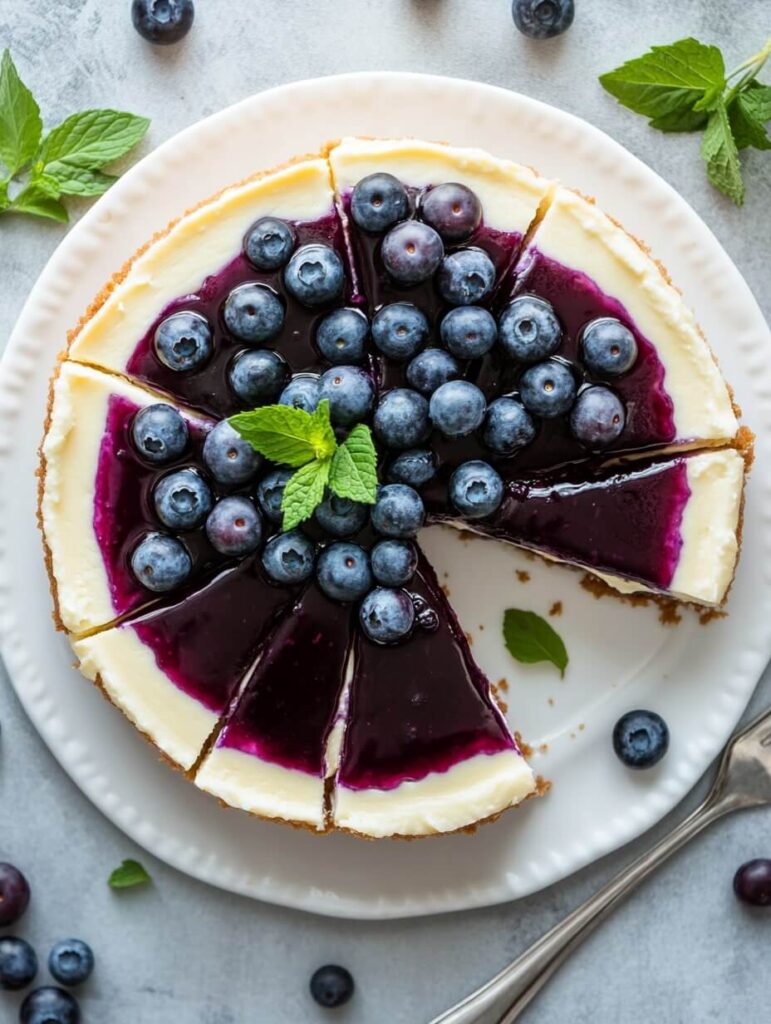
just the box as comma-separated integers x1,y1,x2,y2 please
1,73,770,920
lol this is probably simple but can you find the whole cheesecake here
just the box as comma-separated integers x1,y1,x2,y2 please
39,138,750,838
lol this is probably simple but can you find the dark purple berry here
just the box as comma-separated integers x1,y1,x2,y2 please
734,859,771,907
310,965,355,1008
0,864,30,927
381,221,443,285
613,710,669,769
421,183,482,242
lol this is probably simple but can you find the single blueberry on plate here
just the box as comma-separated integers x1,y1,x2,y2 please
437,248,495,306
131,0,194,45
449,461,504,520
406,348,460,396
381,221,444,285
284,244,344,307
48,941,94,988
350,173,409,233
319,366,375,426
131,533,191,592
310,964,355,1009
131,404,188,464
421,182,482,242
387,448,437,488
734,860,771,907
315,495,369,537
371,484,425,539
519,360,577,418
205,496,262,557
580,318,638,377
372,302,429,361
244,216,296,271
223,283,284,345
360,588,415,644
371,538,418,586
316,307,369,365
498,295,561,363
0,864,30,927
512,0,574,38
0,936,38,991
261,530,316,585
154,311,212,372
203,420,262,486
20,986,80,1024
429,380,487,438
316,543,373,602
569,386,625,448
483,396,536,454
373,389,430,450
154,468,213,530
440,306,497,359
612,710,669,769
228,348,289,406
255,468,293,522
279,373,321,413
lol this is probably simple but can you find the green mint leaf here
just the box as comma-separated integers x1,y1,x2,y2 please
229,406,324,468
39,109,150,171
44,163,117,197
308,400,337,461
108,858,151,889
8,180,68,222
329,424,378,504
0,50,42,174
729,82,771,151
740,80,771,123
701,101,745,205
0,178,8,210
282,459,331,531
649,107,709,133
503,608,568,677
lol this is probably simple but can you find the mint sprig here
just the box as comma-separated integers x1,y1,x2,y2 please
503,608,568,677
600,37,771,205
0,50,149,222
108,858,152,890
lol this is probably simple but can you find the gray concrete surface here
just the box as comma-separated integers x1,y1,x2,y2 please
1,1,770,1021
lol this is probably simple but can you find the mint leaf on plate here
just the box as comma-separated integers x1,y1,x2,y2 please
701,101,745,205
39,109,150,172
503,608,568,677
329,424,378,504
108,858,151,889
0,50,42,176
230,404,329,467
9,180,68,222
282,459,331,531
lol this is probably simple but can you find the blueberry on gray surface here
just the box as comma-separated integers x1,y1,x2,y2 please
371,538,418,586
203,420,263,485
131,404,189,464
316,307,369,365
429,380,487,438
131,0,194,44
373,388,430,450
437,248,496,306
440,306,497,359
580,317,638,377
228,348,288,405
205,497,262,557
154,468,213,530
449,461,504,520
316,543,373,602
261,530,316,585
319,366,375,425
244,216,296,271
0,864,30,927
498,295,562,363
519,360,577,418
387,448,437,488
310,964,355,1009
569,386,625,448
371,484,425,539
406,347,460,396
350,173,409,233
734,860,771,907
20,986,80,1024
612,710,669,769
284,244,345,307
315,494,369,537
381,221,444,285
278,373,321,413
154,311,212,372
421,182,482,242
360,587,415,644
48,941,94,988
223,283,284,345
511,0,574,38
482,396,537,454
372,302,429,361
255,467,293,522
130,533,191,592
0,936,38,991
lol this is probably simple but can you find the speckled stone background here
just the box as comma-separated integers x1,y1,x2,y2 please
0,2,769,1022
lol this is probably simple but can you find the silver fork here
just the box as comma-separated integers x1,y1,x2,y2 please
430,708,771,1024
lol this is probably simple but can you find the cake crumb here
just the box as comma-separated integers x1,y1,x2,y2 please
534,775,552,796
580,573,684,625
498,699,509,714
497,677,509,693
457,530,475,543
441,583,451,598
465,631,474,646
549,600,562,617
516,570,531,583
478,624,485,631
578,723,585,732
539,742,549,754
547,697,555,706
658,602,682,626
515,731,533,757
443,571,449,579
699,607,727,625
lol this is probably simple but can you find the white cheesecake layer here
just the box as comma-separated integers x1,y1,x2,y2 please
524,187,737,443
68,157,334,373
333,749,535,838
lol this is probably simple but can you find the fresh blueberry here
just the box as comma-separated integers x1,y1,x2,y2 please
319,366,375,426
371,538,418,586
734,860,771,907
371,484,425,539
20,986,80,1024
228,349,288,406
373,389,430,450
498,295,562,363
130,533,191,592
0,937,37,991
131,405,189,464
244,217,296,271
315,495,369,537
279,374,321,413
421,182,482,242
437,248,496,306
154,468,213,530
360,588,415,644
580,318,638,377
205,497,262,557
131,0,194,44
310,965,355,1009
519,360,577,418
261,530,316,585
387,448,437,488
512,0,574,38
284,244,344,307
482,396,536,454
203,420,262,485
381,221,444,285
569,386,625,448
223,283,284,345
449,461,504,520
316,543,373,602
316,307,369,365
0,864,30,927
440,306,497,359
405,348,459,396
255,468,293,522
429,380,487,438
372,303,429,361
612,710,669,769
350,173,409,233
154,311,212,372
48,941,93,988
